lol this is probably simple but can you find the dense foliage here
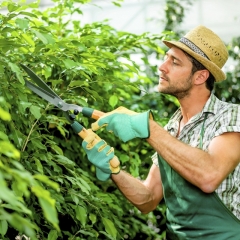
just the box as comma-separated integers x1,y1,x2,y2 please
0,0,172,239
0,0,239,239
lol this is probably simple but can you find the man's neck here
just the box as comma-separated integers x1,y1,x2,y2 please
179,91,211,125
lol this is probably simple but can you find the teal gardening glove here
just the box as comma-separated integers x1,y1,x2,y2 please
92,107,153,142
82,129,120,181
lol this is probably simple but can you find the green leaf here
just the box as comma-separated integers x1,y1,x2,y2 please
84,88,102,102
65,176,90,195
102,217,117,239
11,180,28,197
7,3,19,12
8,62,19,73
0,65,4,74
77,176,91,194
89,213,96,225
22,33,35,46
47,229,58,240
101,51,116,59
31,139,46,150
112,1,122,7
71,41,87,51
0,107,11,121
78,229,98,237
34,158,44,174
119,154,129,163
75,205,87,227
56,125,66,137
0,141,20,158
51,144,63,155
122,63,139,73
55,155,76,167
0,172,30,214
42,32,55,44
0,131,8,140
19,101,32,111
1,211,38,238
62,59,79,69
19,11,38,18
0,220,8,237
69,80,87,87
109,95,118,108
15,18,29,30
34,174,59,191
30,105,41,119
42,65,52,79
32,30,48,44
70,194,79,205
31,185,59,230
11,168,34,183
0,39,21,48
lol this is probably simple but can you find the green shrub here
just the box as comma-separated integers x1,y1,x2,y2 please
0,0,171,239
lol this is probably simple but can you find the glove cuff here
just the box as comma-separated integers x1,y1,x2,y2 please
96,167,120,181
96,168,111,181
132,110,153,139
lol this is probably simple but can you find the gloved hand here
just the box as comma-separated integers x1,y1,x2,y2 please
82,129,120,181
91,107,153,142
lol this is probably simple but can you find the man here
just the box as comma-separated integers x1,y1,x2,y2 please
82,26,240,239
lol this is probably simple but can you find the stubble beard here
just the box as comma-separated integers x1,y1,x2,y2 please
158,73,193,100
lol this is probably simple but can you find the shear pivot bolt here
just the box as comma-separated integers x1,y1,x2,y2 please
58,102,63,108
74,109,79,115
69,114,76,120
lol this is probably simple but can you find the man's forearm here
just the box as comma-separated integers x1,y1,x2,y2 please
111,170,160,214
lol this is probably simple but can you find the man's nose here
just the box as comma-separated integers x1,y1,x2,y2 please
158,60,168,73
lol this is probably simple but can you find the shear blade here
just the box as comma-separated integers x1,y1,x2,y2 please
25,79,83,113
20,63,59,98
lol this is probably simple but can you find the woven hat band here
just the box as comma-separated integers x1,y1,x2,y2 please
179,37,209,60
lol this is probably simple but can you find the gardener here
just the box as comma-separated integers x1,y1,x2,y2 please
82,25,240,239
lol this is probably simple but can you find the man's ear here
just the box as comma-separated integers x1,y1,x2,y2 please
194,69,209,85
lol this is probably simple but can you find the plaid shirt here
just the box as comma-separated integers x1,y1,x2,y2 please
152,93,240,219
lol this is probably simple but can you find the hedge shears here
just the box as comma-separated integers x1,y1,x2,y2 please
20,63,119,167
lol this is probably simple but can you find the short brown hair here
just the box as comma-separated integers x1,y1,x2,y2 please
184,51,215,91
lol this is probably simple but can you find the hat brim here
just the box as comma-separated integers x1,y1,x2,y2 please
163,40,226,82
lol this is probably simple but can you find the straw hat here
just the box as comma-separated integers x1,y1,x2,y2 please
163,25,228,82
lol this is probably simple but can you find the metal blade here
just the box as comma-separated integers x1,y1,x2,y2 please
25,79,83,113
20,64,59,98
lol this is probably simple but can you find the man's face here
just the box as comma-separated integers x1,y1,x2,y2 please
158,46,194,100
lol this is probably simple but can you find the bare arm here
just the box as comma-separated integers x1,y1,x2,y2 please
111,163,163,214
147,120,240,193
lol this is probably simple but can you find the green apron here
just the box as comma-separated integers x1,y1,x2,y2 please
158,114,240,239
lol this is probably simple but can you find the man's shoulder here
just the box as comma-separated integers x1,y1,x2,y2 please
217,100,240,113
210,94,240,114
208,96,240,134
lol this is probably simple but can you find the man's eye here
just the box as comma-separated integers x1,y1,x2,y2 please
173,60,178,65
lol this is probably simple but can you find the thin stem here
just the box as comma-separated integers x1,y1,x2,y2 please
21,118,39,152
21,103,51,152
